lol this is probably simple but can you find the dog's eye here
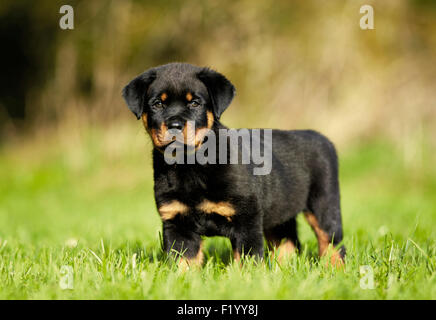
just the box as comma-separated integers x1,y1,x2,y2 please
189,101,200,108
152,101,164,108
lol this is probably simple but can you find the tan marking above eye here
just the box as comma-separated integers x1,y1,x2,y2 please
158,200,189,221
160,92,168,101
186,92,193,102
196,200,236,221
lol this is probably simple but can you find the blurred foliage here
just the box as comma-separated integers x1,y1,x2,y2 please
0,0,435,151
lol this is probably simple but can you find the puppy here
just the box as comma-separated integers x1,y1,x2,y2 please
122,63,345,267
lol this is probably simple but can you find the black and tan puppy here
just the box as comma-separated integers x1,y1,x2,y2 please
122,62,345,268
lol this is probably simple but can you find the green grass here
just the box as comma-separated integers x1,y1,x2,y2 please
0,127,435,299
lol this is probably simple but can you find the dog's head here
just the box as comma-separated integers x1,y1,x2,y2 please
122,63,235,150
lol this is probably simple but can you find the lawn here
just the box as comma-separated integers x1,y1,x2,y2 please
0,124,435,299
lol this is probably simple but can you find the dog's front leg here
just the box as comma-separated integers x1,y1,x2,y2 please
231,224,264,262
162,220,203,270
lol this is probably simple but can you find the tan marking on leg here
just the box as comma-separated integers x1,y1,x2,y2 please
266,236,296,262
304,212,344,267
232,249,244,268
158,200,189,221
304,212,329,255
186,92,193,102
329,249,344,268
196,200,235,221
160,92,168,102
276,240,296,260
179,242,204,271
233,249,241,262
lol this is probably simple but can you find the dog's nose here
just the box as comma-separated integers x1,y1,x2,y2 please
167,120,184,132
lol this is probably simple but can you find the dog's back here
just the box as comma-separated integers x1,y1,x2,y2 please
259,130,340,229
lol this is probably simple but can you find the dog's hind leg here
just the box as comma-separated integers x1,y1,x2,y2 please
304,177,345,266
304,141,345,266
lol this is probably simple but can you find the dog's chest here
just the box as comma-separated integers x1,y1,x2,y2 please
157,197,236,237
157,163,231,197
155,166,237,223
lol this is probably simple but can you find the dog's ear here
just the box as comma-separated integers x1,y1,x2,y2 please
197,68,235,119
122,69,156,119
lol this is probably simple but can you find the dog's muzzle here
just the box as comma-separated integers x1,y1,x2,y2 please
167,119,184,133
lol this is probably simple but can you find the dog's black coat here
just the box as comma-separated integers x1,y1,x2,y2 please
123,63,345,262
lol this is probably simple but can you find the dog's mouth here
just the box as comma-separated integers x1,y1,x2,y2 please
152,125,211,151
143,112,214,152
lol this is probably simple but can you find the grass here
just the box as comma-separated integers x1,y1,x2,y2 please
0,124,435,299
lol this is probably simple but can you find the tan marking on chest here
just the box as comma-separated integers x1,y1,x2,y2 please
196,200,236,221
158,200,189,221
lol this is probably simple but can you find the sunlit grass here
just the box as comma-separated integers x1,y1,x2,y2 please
0,127,435,299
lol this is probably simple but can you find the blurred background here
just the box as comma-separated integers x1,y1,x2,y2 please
0,1,435,251
1,0,435,145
